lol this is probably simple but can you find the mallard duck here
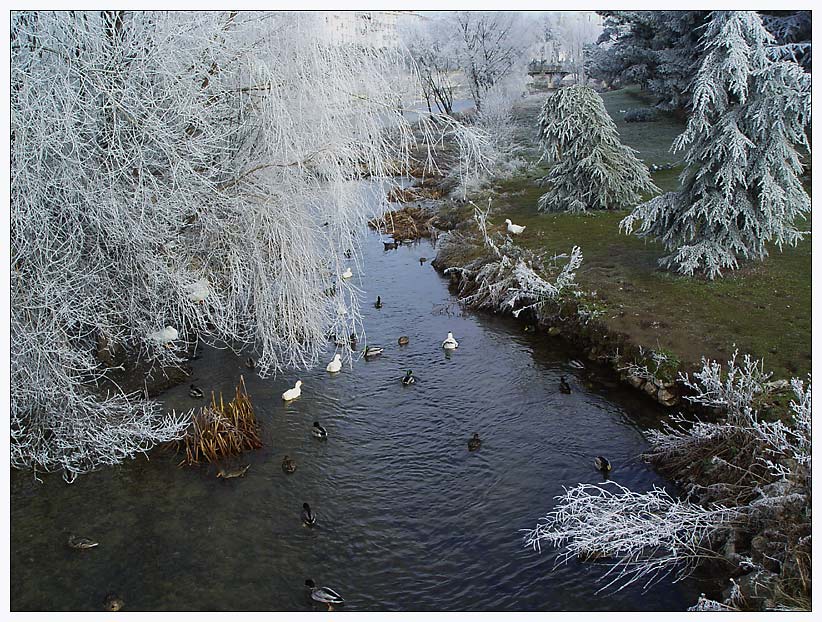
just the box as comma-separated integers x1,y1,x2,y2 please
103,594,124,612
383,240,398,250
594,456,612,472
397,335,410,346
282,455,297,474
375,296,383,308
343,249,353,259
189,384,204,399
505,218,525,235
68,535,98,549
442,331,459,350
216,464,249,479
363,346,383,359
149,325,178,348
468,433,481,451
245,357,256,369
282,380,302,401
559,376,571,394
341,267,353,280
305,579,344,611
419,257,427,264
402,370,416,386
301,502,317,527
326,354,342,373
312,421,328,439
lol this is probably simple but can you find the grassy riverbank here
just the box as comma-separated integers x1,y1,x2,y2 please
477,87,811,382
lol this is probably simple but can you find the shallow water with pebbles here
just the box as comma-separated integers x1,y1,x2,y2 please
11,232,714,611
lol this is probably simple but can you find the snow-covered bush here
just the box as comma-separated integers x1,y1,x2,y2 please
11,11,486,479
620,11,811,279
536,86,658,212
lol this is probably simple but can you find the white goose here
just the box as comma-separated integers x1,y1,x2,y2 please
442,331,459,350
282,380,302,401
341,267,353,280
187,278,210,303
149,326,178,348
505,219,526,235
326,354,342,373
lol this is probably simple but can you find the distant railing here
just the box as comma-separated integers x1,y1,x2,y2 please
528,60,573,75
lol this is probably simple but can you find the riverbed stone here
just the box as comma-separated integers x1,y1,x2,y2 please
657,387,678,406
627,374,644,389
643,381,658,396
547,326,561,337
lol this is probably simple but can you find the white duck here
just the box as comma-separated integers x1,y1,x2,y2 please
442,331,459,350
186,278,210,303
505,219,526,235
326,354,342,373
282,380,302,401
149,326,178,348
341,267,353,280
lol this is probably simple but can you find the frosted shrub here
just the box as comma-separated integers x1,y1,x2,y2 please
621,11,811,279
536,86,658,212
11,11,486,479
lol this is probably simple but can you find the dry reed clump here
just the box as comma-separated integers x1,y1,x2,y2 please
369,205,438,241
178,376,262,466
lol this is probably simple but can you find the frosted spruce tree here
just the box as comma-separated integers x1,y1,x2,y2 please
11,11,486,480
536,86,658,212
620,11,811,279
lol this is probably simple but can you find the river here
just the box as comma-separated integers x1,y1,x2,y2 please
10,230,713,611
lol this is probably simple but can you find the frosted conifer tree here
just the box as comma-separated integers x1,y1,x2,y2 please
620,11,811,279
536,86,658,212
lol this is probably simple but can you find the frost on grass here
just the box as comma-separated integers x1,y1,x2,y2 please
438,203,581,316
621,11,811,279
11,11,487,480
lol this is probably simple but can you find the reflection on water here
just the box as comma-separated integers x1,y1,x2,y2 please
11,234,712,611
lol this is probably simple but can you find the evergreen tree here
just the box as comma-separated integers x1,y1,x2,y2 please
620,11,811,279
536,85,658,213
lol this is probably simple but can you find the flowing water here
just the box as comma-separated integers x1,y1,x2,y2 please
10,232,714,611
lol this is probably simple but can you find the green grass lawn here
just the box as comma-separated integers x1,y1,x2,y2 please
482,87,811,381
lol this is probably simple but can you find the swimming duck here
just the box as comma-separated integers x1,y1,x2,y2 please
245,357,256,369
397,335,410,346
301,502,317,527
282,455,297,474
442,331,459,350
216,464,250,479
103,594,124,612
363,346,384,359
282,380,302,401
375,296,383,309
341,267,353,280
559,376,571,394
505,218,526,235
326,354,342,373
149,325,178,348
312,421,328,439
468,433,482,451
189,384,204,399
383,240,398,250
305,579,344,611
594,456,612,472
402,370,416,386
68,535,99,549
419,257,427,264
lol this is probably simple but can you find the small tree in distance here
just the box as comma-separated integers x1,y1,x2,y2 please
536,86,659,213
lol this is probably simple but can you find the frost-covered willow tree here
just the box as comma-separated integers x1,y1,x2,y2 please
536,86,658,212
620,11,811,279
11,10,486,480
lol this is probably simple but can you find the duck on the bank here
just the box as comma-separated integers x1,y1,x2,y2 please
594,456,612,472
326,354,342,373
301,502,317,527
375,296,383,309
103,594,124,612
282,380,302,401
398,335,409,346
68,535,98,549
312,421,328,439
245,357,256,369
189,384,204,399
505,218,526,235
341,267,353,280
442,331,459,350
559,376,571,394
282,455,297,474
149,325,178,348
402,370,416,386
468,433,482,451
305,579,344,611
364,345,384,359
217,464,250,479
